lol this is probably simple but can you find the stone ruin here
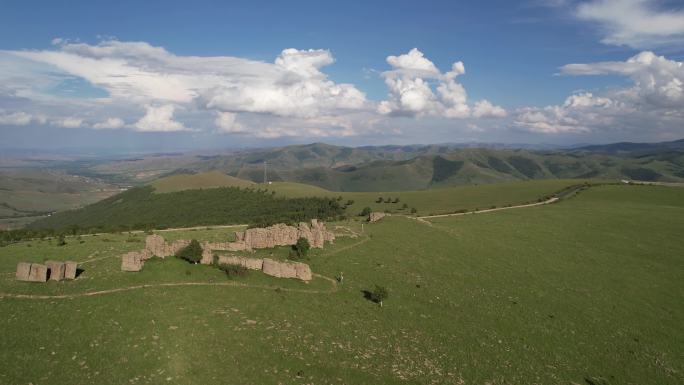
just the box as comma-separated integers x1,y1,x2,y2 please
16,261,79,282
231,219,335,250
368,212,386,222
120,220,332,281
216,255,312,281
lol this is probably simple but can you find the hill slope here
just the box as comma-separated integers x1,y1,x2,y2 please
175,141,684,191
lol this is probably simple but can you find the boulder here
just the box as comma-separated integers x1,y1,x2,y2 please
368,212,386,222
45,260,65,281
15,262,31,281
279,262,298,279
64,261,78,280
28,264,48,282
121,252,144,272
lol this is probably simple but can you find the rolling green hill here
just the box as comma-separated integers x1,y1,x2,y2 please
176,142,684,191
27,186,344,232
150,170,255,193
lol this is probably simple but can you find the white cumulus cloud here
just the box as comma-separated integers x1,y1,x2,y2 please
134,105,185,132
378,48,505,119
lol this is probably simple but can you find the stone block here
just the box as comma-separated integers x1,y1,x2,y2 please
64,261,78,280
28,264,48,282
45,260,66,281
121,252,144,272
15,262,31,281
294,263,312,281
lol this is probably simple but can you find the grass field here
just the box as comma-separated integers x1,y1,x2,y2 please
150,171,255,193
0,184,682,384
262,179,591,216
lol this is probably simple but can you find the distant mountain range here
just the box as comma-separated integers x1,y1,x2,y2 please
165,139,684,191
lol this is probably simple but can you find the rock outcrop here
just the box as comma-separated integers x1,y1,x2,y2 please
368,212,386,222
121,252,144,272
45,261,65,281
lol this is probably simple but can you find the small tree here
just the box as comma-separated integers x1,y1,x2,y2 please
370,285,388,307
375,197,383,203
346,199,354,206
176,239,203,264
393,197,400,203
292,237,310,259
359,206,372,217
410,207,417,214
402,203,408,209
57,235,67,246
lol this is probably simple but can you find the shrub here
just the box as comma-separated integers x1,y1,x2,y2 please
345,199,354,206
369,285,388,307
410,207,417,214
393,197,400,203
175,239,203,264
291,237,310,259
402,203,408,209
57,235,66,246
359,207,372,217
375,197,383,203
219,263,249,277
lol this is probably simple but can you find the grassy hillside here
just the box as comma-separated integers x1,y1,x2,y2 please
179,143,684,191
27,186,344,232
261,179,586,216
0,184,682,384
150,171,255,193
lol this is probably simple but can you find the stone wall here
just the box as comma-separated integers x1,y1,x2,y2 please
16,261,79,282
121,252,145,272
145,235,189,258
234,219,335,250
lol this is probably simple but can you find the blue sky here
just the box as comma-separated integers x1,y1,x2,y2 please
1,0,683,150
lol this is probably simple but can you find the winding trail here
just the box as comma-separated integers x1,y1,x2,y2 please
417,197,559,219
0,273,338,300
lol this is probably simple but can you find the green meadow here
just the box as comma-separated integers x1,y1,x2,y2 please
0,184,682,384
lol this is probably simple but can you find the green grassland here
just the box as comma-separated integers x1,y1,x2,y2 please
0,184,682,384
150,171,255,193
261,179,586,216
24,178,587,233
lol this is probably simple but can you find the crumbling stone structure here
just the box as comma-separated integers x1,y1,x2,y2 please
233,219,335,250
368,212,386,222
45,260,65,281
122,221,329,280
121,251,146,272
145,235,189,258
217,255,264,270
16,261,79,282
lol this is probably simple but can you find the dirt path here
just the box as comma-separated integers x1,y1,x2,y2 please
417,197,559,220
0,273,339,300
